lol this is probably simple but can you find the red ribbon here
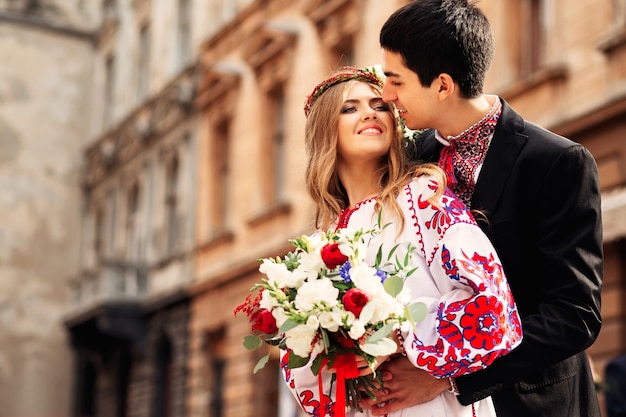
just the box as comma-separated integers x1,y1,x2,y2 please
317,353,359,417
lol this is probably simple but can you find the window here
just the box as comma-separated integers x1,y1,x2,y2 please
262,86,286,205
116,352,132,417
205,329,225,417
165,156,179,255
176,0,192,67
126,184,141,261
137,24,151,101
104,54,115,127
106,189,117,259
520,0,545,76
154,336,173,417
74,354,97,417
94,208,104,263
211,120,230,231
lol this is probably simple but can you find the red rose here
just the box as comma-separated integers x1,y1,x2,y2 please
320,243,349,270
253,308,278,334
342,288,370,318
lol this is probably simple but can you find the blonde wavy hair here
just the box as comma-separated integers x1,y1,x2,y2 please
304,75,447,231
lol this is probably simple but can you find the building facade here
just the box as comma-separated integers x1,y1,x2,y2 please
1,0,625,417
63,1,217,417
190,1,626,417
0,1,98,416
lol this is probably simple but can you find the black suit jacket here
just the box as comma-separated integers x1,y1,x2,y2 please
408,99,603,417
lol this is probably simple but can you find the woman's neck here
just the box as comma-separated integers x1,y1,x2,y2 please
337,162,381,208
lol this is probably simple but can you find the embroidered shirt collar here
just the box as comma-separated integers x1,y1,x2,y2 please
434,96,501,146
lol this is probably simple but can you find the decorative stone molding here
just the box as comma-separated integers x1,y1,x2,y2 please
242,23,297,91
83,63,202,190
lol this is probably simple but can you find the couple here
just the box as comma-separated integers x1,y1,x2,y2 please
282,1,603,416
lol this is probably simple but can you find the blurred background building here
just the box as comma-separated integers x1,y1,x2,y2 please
0,1,625,417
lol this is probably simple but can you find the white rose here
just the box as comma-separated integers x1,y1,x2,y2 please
285,324,317,358
350,264,386,296
294,279,339,311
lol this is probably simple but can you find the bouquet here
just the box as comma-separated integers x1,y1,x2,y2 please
234,219,426,416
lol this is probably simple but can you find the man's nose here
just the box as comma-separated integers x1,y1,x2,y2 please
382,82,395,102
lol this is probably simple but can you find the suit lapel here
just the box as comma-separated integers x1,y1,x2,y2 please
471,99,528,215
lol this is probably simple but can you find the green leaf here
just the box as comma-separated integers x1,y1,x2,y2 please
243,335,263,350
253,354,270,373
361,337,397,357
288,352,310,369
278,319,299,333
405,266,419,278
375,245,383,268
311,355,324,376
367,323,394,343
383,275,404,297
407,301,428,323
387,244,400,261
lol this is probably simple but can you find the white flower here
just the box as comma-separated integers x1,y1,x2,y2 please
370,292,403,323
260,289,279,310
348,320,366,339
285,324,318,358
297,252,325,280
272,307,289,328
319,308,343,332
306,314,320,329
350,264,386,296
295,278,339,311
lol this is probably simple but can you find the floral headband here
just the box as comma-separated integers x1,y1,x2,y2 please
303,66,384,117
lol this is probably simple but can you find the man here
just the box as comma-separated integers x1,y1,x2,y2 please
361,1,604,416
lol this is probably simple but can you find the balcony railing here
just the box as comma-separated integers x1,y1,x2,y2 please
69,259,148,312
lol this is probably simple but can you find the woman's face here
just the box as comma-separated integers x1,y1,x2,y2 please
336,82,396,165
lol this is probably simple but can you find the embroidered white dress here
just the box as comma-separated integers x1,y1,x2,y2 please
281,175,523,417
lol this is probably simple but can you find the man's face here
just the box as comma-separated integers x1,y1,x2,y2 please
381,49,438,131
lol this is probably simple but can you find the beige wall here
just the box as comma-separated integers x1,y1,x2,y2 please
0,6,97,417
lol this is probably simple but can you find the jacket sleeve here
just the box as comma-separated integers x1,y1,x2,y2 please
453,144,603,405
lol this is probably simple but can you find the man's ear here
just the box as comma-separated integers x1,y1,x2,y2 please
435,73,455,99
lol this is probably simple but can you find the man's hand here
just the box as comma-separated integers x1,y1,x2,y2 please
359,356,450,416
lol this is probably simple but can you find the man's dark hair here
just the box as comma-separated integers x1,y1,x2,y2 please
380,0,494,98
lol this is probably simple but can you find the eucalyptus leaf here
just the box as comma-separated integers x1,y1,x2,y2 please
383,275,404,297
279,319,299,333
361,337,397,357
407,301,428,323
367,323,394,343
253,354,270,373
243,335,263,350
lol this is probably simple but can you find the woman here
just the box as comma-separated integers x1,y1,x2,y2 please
282,67,522,417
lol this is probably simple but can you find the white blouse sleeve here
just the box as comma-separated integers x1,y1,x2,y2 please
398,176,523,379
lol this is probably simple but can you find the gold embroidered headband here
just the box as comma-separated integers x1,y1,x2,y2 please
303,66,384,117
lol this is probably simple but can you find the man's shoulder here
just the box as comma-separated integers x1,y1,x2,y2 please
406,129,439,163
